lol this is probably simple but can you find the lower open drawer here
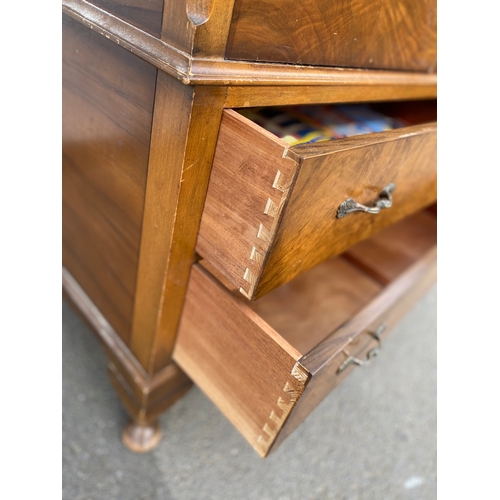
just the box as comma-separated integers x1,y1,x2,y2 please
173,210,436,457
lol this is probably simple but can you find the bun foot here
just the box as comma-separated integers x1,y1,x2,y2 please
121,420,162,453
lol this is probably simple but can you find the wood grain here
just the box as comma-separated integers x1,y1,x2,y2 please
226,0,436,72
63,0,437,88
89,0,163,37
224,85,437,108
63,268,192,426
129,74,227,374
344,209,437,284
196,109,301,300
62,14,156,342
173,265,309,457
162,0,236,58
198,108,437,300
271,245,437,453
178,213,436,456
251,256,382,354
258,122,437,298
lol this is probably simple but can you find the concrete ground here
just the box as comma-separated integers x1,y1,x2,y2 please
62,285,436,500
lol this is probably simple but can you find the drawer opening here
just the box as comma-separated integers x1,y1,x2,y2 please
180,208,436,456
237,100,437,146
249,208,436,355
198,100,436,301
181,207,437,456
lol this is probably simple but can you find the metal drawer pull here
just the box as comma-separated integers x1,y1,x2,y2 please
336,324,387,374
336,183,396,219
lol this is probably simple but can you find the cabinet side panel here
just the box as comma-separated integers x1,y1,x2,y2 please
88,0,164,37
62,14,157,343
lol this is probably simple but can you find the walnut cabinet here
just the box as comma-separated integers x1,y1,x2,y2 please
62,0,437,455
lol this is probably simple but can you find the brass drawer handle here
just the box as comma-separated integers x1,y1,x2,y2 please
337,183,396,219
336,323,386,374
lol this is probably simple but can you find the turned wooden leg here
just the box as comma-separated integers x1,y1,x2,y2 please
122,420,163,453
107,359,192,453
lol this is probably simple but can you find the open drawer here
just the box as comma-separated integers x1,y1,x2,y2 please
197,101,437,300
175,209,437,457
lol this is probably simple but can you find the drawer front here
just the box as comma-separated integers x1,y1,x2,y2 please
197,110,436,300
226,0,436,73
273,246,437,450
174,246,436,457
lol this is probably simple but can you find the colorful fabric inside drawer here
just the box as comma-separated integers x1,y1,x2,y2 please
238,104,407,146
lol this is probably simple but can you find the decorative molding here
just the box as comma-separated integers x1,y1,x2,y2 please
62,0,437,88
62,267,190,406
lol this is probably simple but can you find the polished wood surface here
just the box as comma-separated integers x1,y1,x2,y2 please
260,121,436,298
224,85,437,108
162,0,236,58
251,257,382,354
63,0,437,89
177,211,437,456
196,109,300,300
121,421,163,453
62,14,156,342
198,107,437,300
345,209,437,284
63,0,438,454
129,74,227,374
173,264,308,458
226,0,436,72
63,268,192,429
90,0,163,37
272,244,437,453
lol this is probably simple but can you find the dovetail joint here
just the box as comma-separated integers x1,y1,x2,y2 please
255,362,308,456
239,168,294,299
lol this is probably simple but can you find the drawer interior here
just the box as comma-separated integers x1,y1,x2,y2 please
200,207,437,357
249,208,436,355
182,208,436,456
237,100,437,146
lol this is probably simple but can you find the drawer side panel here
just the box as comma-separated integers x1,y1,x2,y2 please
197,110,300,300
173,265,310,457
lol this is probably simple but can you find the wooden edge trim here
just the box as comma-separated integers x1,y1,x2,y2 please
62,267,188,397
63,267,148,382
62,0,191,82
223,85,438,108
290,123,437,158
255,362,310,457
62,0,437,88
299,246,437,374
189,59,438,87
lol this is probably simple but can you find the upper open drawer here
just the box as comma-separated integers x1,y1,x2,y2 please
197,101,437,300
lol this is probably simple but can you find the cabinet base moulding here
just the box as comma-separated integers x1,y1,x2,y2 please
62,267,192,451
